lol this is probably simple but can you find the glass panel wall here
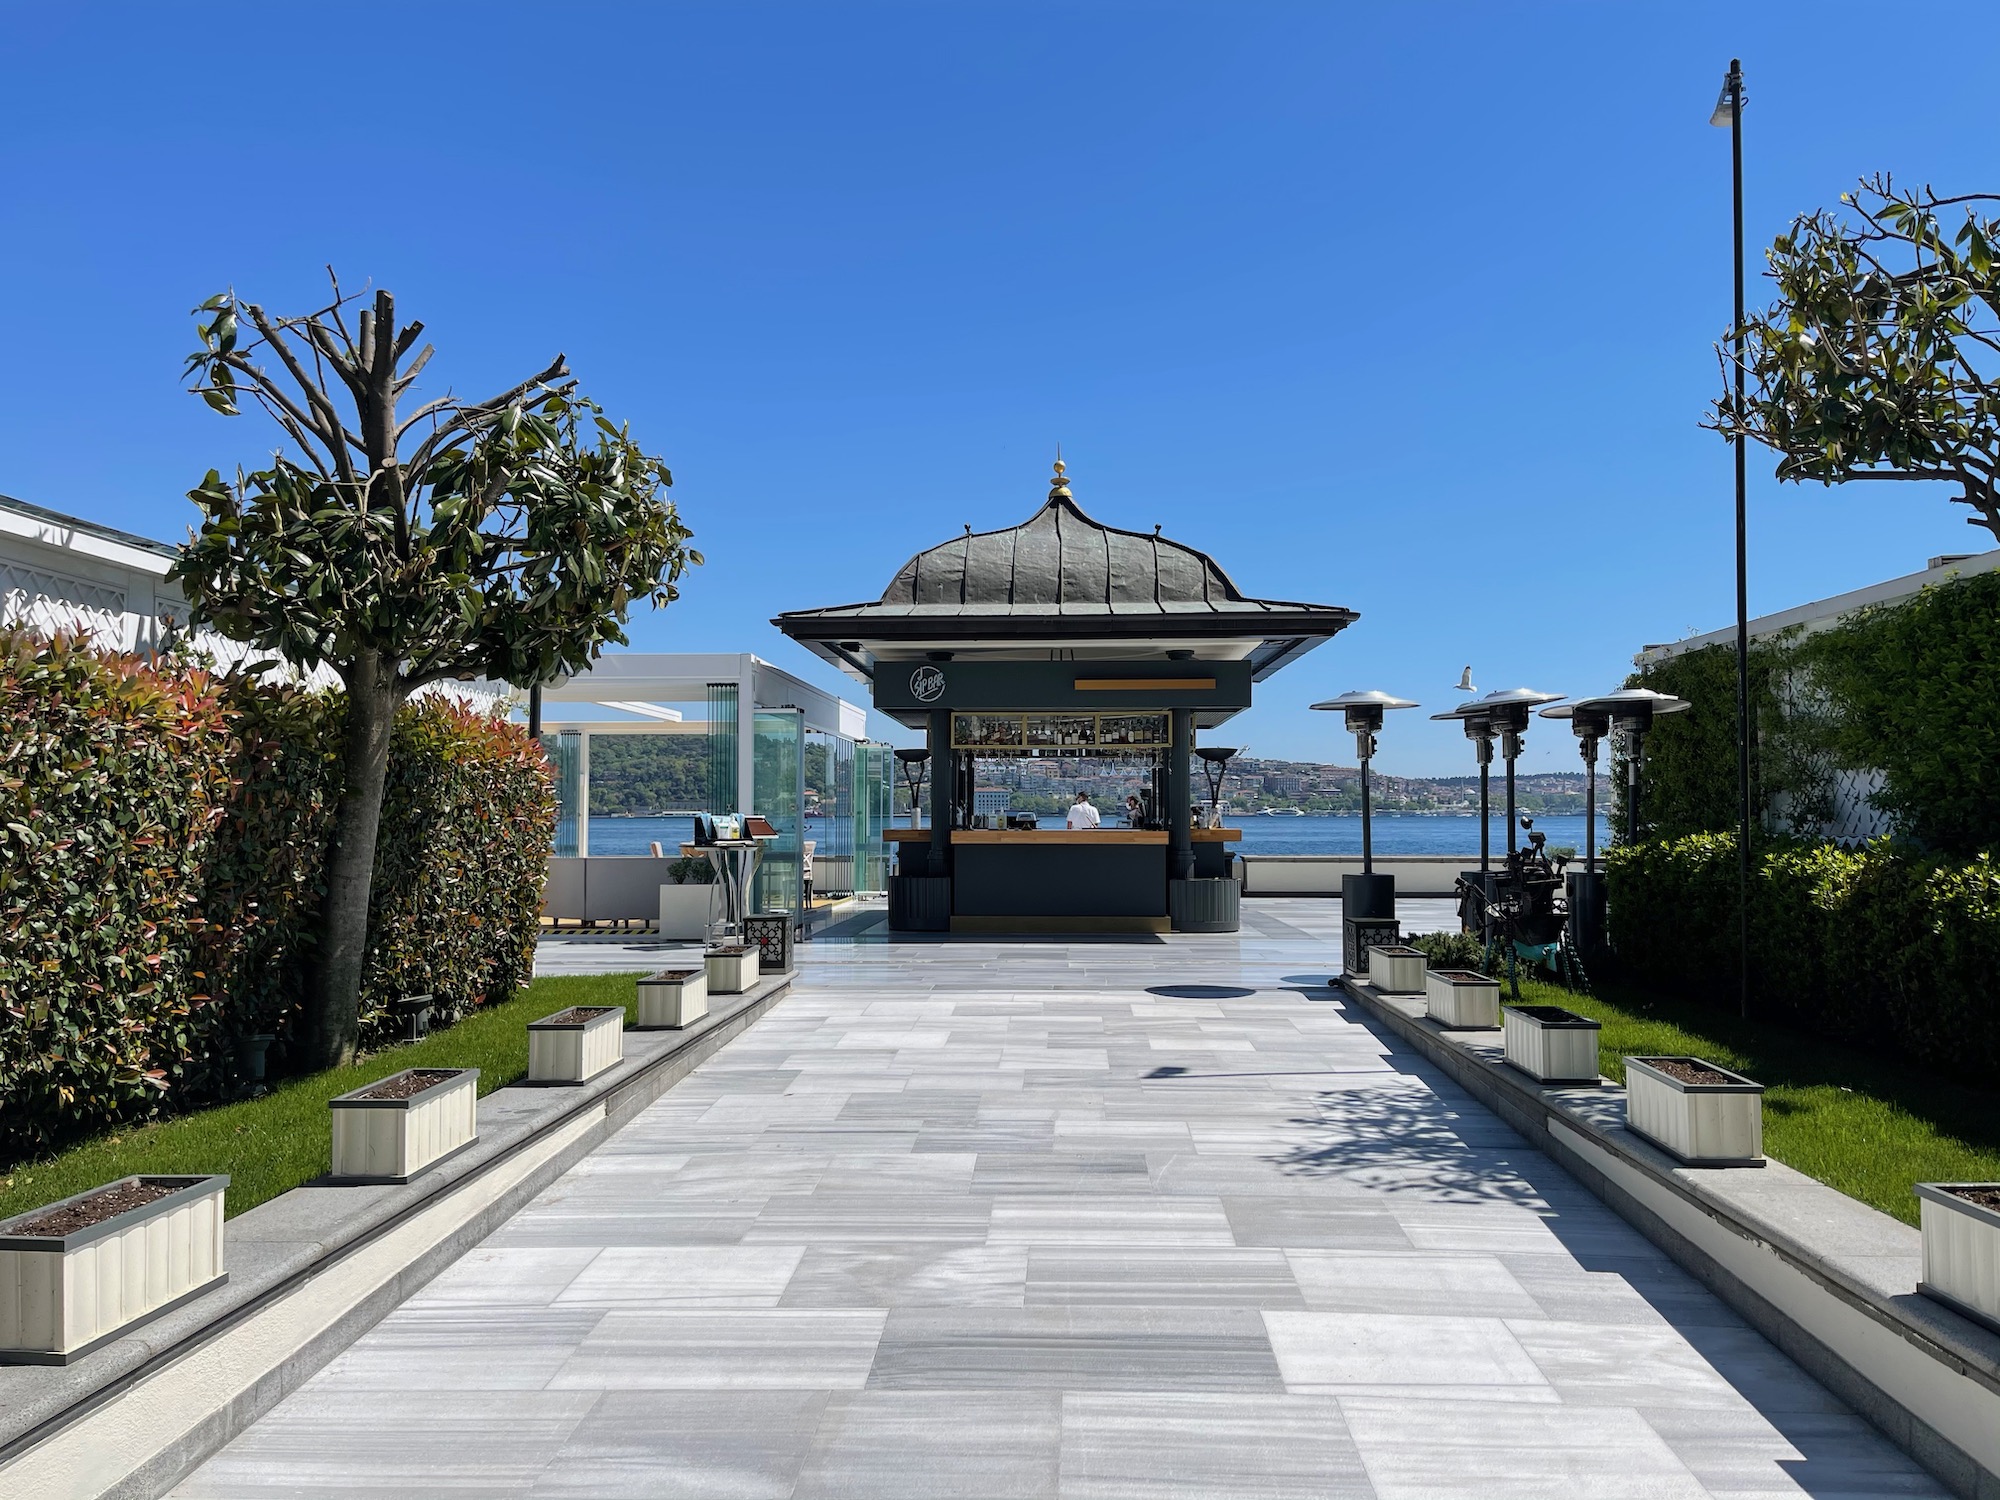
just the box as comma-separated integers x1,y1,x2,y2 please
753,708,803,916
809,730,856,898
706,681,739,813
544,730,583,857
857,741,893,893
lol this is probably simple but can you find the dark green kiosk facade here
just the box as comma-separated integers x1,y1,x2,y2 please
775,462,1355,932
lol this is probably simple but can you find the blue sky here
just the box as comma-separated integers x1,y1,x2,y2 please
5,3,1998,774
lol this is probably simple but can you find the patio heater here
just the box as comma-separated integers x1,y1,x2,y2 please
1194,746,1238,830
1434,689,1563,937
1311,692,1419,976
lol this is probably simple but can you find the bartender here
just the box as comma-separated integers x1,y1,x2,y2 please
1066,791,1101,830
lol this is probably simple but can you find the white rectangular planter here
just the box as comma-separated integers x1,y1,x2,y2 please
0,1174,227,1364
1624,1056,1764,1167
1424,968,1500,1029
636,968,708,1029
527,1005,625,1084
1502,1004,1602,1084
329,1067,479,1184
658,882,718,940
705,945,760,995
1916,1183,2000,1334
1366,945,1427,995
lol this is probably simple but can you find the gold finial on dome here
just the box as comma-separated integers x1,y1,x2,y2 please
1049,447,1071,503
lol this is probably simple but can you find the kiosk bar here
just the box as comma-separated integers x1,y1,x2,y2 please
775,461,1355,933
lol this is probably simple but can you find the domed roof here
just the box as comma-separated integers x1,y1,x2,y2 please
878,461,1247,610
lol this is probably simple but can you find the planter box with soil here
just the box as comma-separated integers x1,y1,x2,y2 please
1366,945,1427,995
0,1174,228,1365
329,1067,480,1184
1624,1056,1764,1167
1424,968,1500,1029
1503,1003,1602,1085
527,1005,626,1085
636,968,708,1029
705,944,760,995
1916,1182,2000,1334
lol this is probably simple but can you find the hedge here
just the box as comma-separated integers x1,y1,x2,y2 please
0,629,553,1162
1606,832,2000,1082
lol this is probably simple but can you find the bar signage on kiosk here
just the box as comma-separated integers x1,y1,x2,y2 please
774,459,1356,933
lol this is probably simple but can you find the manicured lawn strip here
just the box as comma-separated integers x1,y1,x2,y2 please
0,974,641,1224
1508,975,2000,1226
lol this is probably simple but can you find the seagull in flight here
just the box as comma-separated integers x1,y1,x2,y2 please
1454,666,1476,693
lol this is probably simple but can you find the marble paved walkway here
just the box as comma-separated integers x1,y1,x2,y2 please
174,900,1944,1498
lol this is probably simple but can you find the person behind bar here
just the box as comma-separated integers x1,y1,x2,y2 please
1066,791,1101,830
1123,794,1142,827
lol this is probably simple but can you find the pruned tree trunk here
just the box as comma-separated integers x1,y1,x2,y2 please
304,651,402,1069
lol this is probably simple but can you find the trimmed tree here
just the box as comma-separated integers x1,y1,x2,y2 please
1713,175,2000,539
172,276,698,1068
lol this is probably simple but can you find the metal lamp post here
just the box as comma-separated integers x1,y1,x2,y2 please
1313,691,1419,977
1431,704,1496,881
894,748,929,832
1713,58,1752,1019
1194,746,1238,830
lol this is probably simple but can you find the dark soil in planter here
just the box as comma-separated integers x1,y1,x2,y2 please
1374,947,1426,958
352,1069,464,1101
1640,1057,1742,1087
537,1006,622,1026
707,946,752,957
1512,1005,1589,1025
1433,970,1495,984
646,969,702,982
1944,1185,2000,1213
11,1178,176,1237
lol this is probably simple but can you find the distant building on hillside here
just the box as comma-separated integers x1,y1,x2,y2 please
974,786,1013,820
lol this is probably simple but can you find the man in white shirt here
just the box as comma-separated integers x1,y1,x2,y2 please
1065,792,1101,830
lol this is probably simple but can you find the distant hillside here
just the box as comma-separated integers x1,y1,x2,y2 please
584,735,708,815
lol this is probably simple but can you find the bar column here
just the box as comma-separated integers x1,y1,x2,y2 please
927,708,951,878
1167,708,1194,883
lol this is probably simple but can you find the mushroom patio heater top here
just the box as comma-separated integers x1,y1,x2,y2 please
1194,747,1238,831
894,747,930,831
1310,691,1419,875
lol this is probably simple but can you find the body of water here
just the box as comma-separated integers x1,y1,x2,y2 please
583,812,1610,858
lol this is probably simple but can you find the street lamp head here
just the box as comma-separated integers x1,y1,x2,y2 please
1709,60,1745,127
1311,689,1419,736
894,747,930,764
1194,746,1238,765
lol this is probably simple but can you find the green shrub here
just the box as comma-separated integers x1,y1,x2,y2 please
0,632,238,1146
1404,930,1488,972
1606,832,2000,1081
0,629,553,1163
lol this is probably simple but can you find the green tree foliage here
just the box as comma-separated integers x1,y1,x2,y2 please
585,735,709,815
1714,176,2000,539
173,277,697,1068
1628,571,2000,854
0,629,553,1163
1617,641,1790,842
1794,572,2000,854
